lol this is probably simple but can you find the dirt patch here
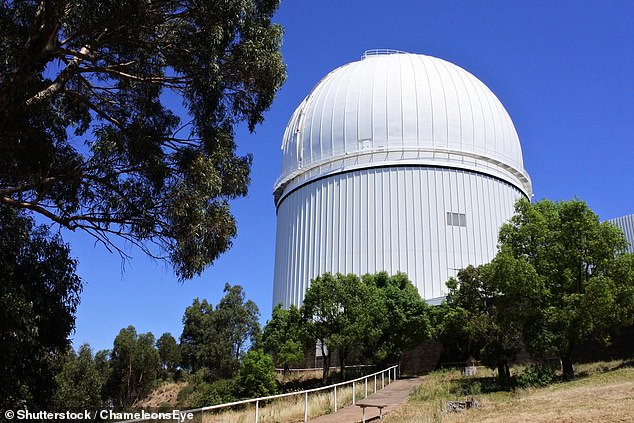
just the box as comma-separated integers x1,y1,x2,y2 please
135,381,187,409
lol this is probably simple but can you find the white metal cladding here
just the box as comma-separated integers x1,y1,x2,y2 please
272,166,525,309
274,52,532,206
608,214,634,253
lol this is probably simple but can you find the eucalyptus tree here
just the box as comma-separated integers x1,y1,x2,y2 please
436,259,533,383
363,272,432,365
53,344,107,410
180,283,259,380
107,326,160,408
302,273,386,381
0,0,285,280
261,304,306,373
156,332,180,378
498,198,634,379
0,204,81,410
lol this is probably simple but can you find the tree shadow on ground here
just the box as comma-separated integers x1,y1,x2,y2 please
574,359,633,378
450,376,513,396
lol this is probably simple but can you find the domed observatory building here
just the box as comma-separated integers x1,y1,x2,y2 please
273,50,532,308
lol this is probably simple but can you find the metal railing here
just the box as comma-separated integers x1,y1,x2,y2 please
119,364,399,423
361,49,407,59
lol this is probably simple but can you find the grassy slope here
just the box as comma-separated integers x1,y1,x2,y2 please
384,361,634,423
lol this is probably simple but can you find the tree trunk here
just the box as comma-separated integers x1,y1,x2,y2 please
321,343,330,382
562,354,574,380
497,359,510,384
339,351,346,382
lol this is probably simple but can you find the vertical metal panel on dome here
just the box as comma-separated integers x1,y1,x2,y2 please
273,166,525,308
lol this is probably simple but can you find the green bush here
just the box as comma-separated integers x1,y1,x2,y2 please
184,379,237,408
176,384,194,404
177,351,279,408
177,369,238,408
234,350,279,399
516,364,556,388
457,379,482,396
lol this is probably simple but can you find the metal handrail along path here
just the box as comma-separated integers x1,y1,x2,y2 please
118,364,399,423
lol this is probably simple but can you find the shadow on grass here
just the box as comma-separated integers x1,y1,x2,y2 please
573,359,632,379
280,377,330,393
450,376,514,396
425,358,634,405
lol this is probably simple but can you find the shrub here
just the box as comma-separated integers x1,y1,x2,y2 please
516,364,556,388
183,379,237,408
234,350,279,399
177,369,238,408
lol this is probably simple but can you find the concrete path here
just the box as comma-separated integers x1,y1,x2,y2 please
309,376,424,422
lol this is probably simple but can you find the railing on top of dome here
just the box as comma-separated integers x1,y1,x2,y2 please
362,49,408,59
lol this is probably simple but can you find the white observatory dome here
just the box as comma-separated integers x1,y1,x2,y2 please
273,51,532,308
274,50,531,204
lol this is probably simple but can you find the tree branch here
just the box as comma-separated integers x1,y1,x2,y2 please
26,45,91,106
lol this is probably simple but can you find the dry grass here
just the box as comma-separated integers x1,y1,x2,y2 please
199,379,373,422
276,369,323,382
383,361,634,423
139,368,384,422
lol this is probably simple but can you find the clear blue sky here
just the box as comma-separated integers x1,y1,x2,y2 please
69,1,634,352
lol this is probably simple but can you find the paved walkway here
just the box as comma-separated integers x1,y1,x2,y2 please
309,376,424,422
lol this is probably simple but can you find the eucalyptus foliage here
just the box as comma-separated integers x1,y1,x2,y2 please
363,272,432,365
436,259,532,383
0,204,82,410
180,283,260,380
302,273,380,381
156,332,180,378
261,304,306,372
53,344,107,410
301,272,431,381
437,199,634,381
107,326,160,408
498,198,634,379
0,0,286,279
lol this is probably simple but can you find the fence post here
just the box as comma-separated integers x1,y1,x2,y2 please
334,386,337,412
304,391,308,422
255,400,259,423
374,374,377,393
365,377,368,398
388,369,391,384
353,381,356,405
382,372,384,389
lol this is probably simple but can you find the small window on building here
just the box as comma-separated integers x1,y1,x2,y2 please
447,212,467,227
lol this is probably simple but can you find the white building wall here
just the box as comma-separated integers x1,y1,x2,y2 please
608,214,634,254
273,166,525,309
